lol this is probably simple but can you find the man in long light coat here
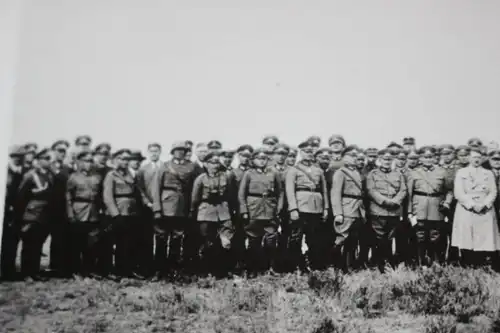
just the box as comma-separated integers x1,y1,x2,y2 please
452,147,499,267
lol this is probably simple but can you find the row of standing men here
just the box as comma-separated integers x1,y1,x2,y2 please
2,134,500,280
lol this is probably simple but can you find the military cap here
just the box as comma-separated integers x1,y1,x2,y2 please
387,142,403,150
51,140,70,150
288,147,298,156
487,141,499,154
9,145,25,157
185,140,193,147
273,143,290,154
439,144,455,154
75,135,92,145
307,136,321,147
252,148,269,159
407,149,419,159
94,143,112,154
204,151,220,163
403,137,415,145
297,141,312,149
378,148,394,158
147,142,162,150
236,144,254,153
342,145,360,157
262,135,279,145
76,151,93,160
418,146,436,156
207,140,222,150
364,147,378,157
314,147,332,157
112,149,132,159
34,148,51,159
130,150,146,161
469,146,486,155
467,137,483,148
328,134,345,146
170,141,188,154
222,150,236,158
24,143,38,154
396,150,408,160
455,145,470,156
489,149,500,159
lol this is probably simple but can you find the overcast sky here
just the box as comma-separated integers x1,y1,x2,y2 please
9,0,500,155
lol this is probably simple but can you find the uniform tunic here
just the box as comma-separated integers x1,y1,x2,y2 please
191,172,232,222
238,169,282,220
152,159,196,217
286,163,329,214
66,171,102,222
16,169,55,223
406,166,453,221
331,166,365,219
452,166,500,251
102,170,139,217
366,168,407,217
136,161,161,208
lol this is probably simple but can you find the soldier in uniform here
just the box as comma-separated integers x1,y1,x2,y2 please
227,144,254,273
207,140,223,154
315,147,335,269
286,148,298,167
90,143,114,277
65,151,103,276
403,137,416,151
220,150,235,172
262,135,279,151
363,148,378,175
129,150,145,178
366,149,407,271
185,140,194,161
136,143,162,277
1,145,25,280
15,148,55,280
190,151,234,277
438,144,460,263
394,149,408,172
489,150,500,238
407,146,453,266
152,142,196,277
455,145,471,169
270,144,292,271
307,136,321,156
328,135,346,173
285,141,329,272
331,145,366,272
74,135,93,153
103,149,141,278
238,148,282,275
49,139,73,277
23,143,37,170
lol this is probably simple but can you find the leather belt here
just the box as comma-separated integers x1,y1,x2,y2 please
413,191,443,198
296,187,320,193
343,193,363,199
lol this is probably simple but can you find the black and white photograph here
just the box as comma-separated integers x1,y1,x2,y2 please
1,1,500,332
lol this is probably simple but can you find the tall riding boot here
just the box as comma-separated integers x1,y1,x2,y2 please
416,243,427,267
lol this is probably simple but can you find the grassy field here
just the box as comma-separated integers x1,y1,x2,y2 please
2,263,500,333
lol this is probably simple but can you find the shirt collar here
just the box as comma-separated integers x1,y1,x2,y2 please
173,158,184,165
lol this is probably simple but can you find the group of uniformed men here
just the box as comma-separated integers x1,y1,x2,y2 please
2,134,500,281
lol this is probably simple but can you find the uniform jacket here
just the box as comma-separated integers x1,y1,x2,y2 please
5,163,25,214
136,161,162,207
190,172,232,222
238,168,282,220
407,166,453,221
152,159,196,217
331,166,365,219
102,169,140,217
285,162,329,214
271,164,289,213
228,165,251,215
51,161,74,220
328,156,345,174
15,168,55,222
366,168,407,217
66,171,102,222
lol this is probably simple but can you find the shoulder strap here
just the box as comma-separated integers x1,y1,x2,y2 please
294,164,317,185
415,169,440,193
340,168,363,191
